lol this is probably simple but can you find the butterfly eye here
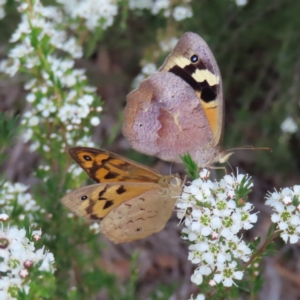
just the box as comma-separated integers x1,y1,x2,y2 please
191,54,198,63
81,195,88,201
170,177,177,185
83,155,92,161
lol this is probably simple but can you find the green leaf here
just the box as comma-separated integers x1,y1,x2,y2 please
180,153,199,180
0,112,20,155
266,222,276,239
249,236,261,250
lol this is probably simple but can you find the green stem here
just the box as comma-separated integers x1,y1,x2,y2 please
244,231,279,269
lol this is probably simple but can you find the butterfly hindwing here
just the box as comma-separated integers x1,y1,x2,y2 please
68,147,161,183
100,180,181,243
61,182,162,221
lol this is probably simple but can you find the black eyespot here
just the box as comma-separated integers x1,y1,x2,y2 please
191,55,198,63
139,123,143,127
83,155,91,161
81,195,88,201
136,227,142,232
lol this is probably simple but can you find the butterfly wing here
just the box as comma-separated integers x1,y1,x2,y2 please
123,32,223,167
159,32,223,146
68,147,161,183
100,180,182,243
61,182,162,221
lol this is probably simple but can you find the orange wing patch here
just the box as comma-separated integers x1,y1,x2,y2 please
68,147,161,183
78,183,159,219
196,90,219,144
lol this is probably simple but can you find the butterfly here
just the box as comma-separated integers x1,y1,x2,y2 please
61,147,182,243
123,32,233,167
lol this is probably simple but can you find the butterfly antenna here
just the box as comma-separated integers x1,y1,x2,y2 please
224,146,271,154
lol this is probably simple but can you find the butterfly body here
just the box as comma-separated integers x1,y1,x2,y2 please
62,147,182,243
123,32,227,167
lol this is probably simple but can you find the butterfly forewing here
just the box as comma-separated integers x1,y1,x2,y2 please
68,147,162,183
159,32,223,146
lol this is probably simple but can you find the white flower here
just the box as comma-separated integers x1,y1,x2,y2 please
132,73,145,89
232,203,257,230
281,116,298,133
89,222,101,234
281,228,300,244
189,294,205,300
141,63,157,76
0,214,9,221
236,0,248,6
43,144,50,152
173,6,192,21
26,93,36,103
0,58,20,77
36,98,57,117
90,116,100,126
159,37,178,52
29,141,40,152
151,0,169,15
266,185,300,244
0,7,5,20
214,261,243,287
28,116,39,127
68,164,83,177
191,270,203,285
128,0,152,10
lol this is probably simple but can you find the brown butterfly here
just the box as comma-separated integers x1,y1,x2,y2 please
123,32,233,167
62,147,182,243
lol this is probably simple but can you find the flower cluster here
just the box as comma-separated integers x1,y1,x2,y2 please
266,186,300,243
0,181,41,222
128,0,193,20
58,0,118,31
0,0,102,154
177,169,256,288
0,223,54,299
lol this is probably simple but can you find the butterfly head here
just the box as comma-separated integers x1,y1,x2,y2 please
158,174,182,189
